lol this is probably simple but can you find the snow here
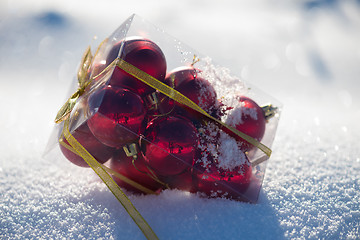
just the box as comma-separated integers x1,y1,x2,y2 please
1,0,360,239
217,131,248,170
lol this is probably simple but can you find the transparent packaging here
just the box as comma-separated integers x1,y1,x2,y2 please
45,14,282,203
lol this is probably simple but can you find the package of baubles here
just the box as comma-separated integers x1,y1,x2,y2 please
45,15,281,236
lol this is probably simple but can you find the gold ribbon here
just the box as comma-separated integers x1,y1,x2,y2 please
55,44,271,156
62,118,159,240
116,59,272,157
55,43,273,240
59,137,157,194
55,38,109,124
55,47,93,123
56,45,159,239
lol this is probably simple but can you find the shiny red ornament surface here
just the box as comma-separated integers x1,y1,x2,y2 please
168,67,219,120
107,38,167,97
110,148,164,194
193,156,252,200
140,116,199,176
150,66,198,118
164,66,198,89
59,121,114,167
144,66,199,117
87,85,147,148
226,96,266,152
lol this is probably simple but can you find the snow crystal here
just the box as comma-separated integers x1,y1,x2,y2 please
225,103,258,126
199,57,248,107
196,122,219,168
217,131,248,171
196,77,218,110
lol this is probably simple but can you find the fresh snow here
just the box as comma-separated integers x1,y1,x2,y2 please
1,0,359,239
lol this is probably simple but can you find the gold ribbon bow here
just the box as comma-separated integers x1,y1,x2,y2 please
55,46,93,124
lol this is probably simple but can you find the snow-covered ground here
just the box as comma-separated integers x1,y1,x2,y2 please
1,0,359,239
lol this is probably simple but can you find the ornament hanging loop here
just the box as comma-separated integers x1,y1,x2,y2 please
191,54,200,67
123,143,139,160
261,104,278,121
145,92,159,111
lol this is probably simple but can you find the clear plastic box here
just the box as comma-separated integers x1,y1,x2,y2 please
45,14,282,203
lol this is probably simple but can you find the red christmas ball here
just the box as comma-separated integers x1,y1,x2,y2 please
106,37,167,97
225,96,266,152
167,67,219,120
193,156,252,200
149,66,197,118
164,66,198,89
176,76,217,113
87,85,147,148
59,121,114,167
140,116,199,176
110,148,164,194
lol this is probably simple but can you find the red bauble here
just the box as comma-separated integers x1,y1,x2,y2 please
225,96,266,152
87,85,147,148
59,121,114,167
164,66,198,88
145,66,199,118
106,37,167,97
166,67,219,120
176,76,217,113
193,156,252,200
110,148,164,194
149,66,197,118
140,116,199,176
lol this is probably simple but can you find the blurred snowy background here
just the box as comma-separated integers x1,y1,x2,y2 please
1,0,359,239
